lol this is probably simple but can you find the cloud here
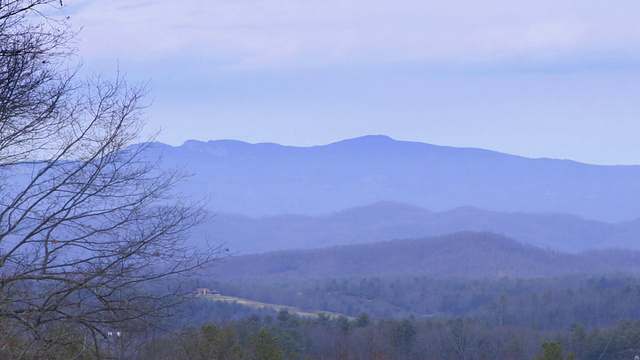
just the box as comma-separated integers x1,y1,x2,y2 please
66,0,640,70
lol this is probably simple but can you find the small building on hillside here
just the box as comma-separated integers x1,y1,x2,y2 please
194,288,219,296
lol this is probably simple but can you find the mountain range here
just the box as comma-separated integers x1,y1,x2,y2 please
130,135,640,253
193,201,640,254
145,135,640,223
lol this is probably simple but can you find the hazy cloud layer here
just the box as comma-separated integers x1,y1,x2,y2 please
61,1,640,165
68,1,640,69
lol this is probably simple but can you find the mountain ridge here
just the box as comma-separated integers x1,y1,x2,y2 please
211,231,640,279
172,135,633,165
139,135,640,222
190,201,640,254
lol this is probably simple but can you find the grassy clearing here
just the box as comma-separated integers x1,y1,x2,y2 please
203,293,353,319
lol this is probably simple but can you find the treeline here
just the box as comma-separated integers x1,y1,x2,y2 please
12,275,639,358
100,311,640,359
4,280,640,359
200,275,640,330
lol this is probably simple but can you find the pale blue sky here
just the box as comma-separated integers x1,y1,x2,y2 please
65,1,640,165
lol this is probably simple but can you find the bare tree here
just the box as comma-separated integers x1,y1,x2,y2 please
0,1,219,358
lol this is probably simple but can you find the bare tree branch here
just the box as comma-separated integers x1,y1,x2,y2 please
0,1,221,358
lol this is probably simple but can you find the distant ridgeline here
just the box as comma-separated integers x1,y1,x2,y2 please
140,135,640,222
211,231,640,279
188,202,640,254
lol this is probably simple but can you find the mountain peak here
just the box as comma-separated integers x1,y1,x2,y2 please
340,134,395,143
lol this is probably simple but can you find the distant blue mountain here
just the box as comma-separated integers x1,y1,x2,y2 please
189,202,640,254
143,135,640,223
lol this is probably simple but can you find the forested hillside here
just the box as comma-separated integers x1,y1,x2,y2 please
127,273,640,359
212,231,640,279
183,231,640,342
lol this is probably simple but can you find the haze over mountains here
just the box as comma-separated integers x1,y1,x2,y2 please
136,135,640,254
149,135,640,222
196,202,640,254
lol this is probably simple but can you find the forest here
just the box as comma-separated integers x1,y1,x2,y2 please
34,284,640,360
200,275,640,328
5,272,638,359
108,232,640,360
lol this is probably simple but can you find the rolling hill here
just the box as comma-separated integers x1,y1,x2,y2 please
197,202,637,254
210,231,640,279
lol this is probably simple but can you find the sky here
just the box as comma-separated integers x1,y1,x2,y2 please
59,0,640,165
